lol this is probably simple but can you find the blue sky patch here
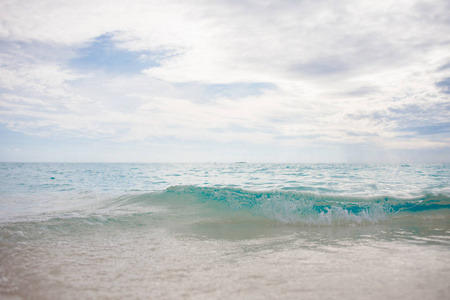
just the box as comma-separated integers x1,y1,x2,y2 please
69,33,164,74
395,122,450,135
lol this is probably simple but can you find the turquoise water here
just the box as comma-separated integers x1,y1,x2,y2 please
1,163,449,299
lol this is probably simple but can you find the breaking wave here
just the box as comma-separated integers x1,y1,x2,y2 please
2,186,449,228
161,185,450,225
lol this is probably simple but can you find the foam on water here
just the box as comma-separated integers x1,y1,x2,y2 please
2,185,448,227
1,163,449,299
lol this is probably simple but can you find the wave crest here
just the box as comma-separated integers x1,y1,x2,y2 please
165,185,450,225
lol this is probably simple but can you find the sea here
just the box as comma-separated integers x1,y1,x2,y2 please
0,163,449,299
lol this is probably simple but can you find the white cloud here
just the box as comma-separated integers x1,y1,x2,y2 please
0,0,449,162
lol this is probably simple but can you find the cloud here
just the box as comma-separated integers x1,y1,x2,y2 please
0,0,449,162
436,77,450,94
291,58,350,77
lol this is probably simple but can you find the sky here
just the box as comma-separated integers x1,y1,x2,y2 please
0,0,449,163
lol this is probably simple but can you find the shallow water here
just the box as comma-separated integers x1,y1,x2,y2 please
1,163,449,299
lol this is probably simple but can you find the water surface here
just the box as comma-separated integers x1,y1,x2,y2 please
1,163,449,299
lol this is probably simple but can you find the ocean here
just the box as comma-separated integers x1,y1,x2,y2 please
0,163,449,299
